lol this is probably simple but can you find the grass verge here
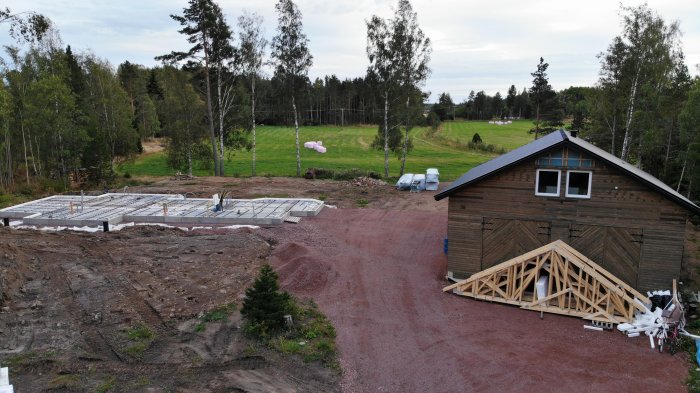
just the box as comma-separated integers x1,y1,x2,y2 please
269,299,339,370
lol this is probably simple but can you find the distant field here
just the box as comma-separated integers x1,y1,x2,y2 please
439,120,534,149
118,120,536,181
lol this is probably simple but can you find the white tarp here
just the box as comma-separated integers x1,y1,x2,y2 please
396,174,414,190
305,141,326,153
425,168,439,191
411,174,426,191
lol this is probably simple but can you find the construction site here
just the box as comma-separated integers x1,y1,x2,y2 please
0,176,696,392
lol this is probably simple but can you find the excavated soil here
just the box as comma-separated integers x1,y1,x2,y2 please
1,176,695,392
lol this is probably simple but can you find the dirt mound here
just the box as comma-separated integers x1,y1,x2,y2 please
276,255,331,294
272,241,311,262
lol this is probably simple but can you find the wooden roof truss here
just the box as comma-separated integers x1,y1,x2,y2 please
443,240,650,324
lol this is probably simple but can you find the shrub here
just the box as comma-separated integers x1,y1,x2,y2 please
306,167,381,181
472,132,482,144
241,265,293,339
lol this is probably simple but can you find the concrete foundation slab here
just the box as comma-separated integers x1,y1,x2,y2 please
0,193,324,229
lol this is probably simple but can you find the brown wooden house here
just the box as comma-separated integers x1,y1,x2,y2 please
435,130,700,292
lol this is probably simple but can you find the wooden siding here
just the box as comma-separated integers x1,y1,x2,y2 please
482,218,550,269
446,150,688,292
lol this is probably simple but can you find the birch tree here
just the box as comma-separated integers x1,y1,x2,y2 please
0,82,11,188
598,4,682,162
390,0,431,176
0,7,50,44
237,11,267,177
366,15,393,177
271,0,312,177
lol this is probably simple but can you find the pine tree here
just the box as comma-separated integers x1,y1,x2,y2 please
156,0,232,176
528,57,562,139
241,264,292,337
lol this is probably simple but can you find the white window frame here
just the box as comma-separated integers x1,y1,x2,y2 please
565,170,592,199
535,169,561,197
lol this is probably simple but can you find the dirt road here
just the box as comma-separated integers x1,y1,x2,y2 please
267,208,688,393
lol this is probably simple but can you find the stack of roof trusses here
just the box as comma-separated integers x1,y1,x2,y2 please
443,240,650,324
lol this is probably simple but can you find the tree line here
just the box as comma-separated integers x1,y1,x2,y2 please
428,4,699,199
1,2,699,201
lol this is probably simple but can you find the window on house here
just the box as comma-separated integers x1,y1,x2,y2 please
566,171,592,198
535,169,561,196
566,150,593,169
536,148,594,169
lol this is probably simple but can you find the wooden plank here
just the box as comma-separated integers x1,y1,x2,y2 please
531,288,572,306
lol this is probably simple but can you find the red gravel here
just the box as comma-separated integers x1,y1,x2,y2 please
269,208,688,393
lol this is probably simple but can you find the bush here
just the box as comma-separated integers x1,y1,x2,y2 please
241,265,293,339
466,141,506,154
472,133,482,144
306,167,381,181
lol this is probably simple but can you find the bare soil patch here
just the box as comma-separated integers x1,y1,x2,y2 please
0,225,336,392
140,138,167,154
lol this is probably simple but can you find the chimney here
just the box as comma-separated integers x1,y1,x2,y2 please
570,130,578,138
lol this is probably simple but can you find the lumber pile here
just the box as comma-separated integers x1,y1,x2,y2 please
443,240,650,324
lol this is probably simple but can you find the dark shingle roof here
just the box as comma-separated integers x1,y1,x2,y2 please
434,130,700,215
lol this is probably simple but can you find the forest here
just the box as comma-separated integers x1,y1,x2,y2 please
0,1,699,200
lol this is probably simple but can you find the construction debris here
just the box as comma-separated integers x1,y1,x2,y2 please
348,177,386,188
443,240,650,324
617,281,685,351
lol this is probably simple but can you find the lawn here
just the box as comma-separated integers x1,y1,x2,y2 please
118,120,537,181
438,119,534,149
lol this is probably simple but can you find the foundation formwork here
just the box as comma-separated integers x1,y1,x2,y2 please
0,193,324,228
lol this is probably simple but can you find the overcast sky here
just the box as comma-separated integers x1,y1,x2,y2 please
3,0,699,102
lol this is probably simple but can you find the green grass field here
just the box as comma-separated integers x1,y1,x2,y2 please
118,120,535,181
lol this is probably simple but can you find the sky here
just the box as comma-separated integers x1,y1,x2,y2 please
2,0,699,102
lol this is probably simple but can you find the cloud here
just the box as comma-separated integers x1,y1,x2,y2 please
2,0,698,102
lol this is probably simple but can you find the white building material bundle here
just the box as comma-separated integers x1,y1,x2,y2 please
0,367,13,393
411,174,426,192
425,168,439,191
304,141,327,153
396,174,414,190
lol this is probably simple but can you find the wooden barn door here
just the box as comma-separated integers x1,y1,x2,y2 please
569,224,642,287
482,218,551,269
